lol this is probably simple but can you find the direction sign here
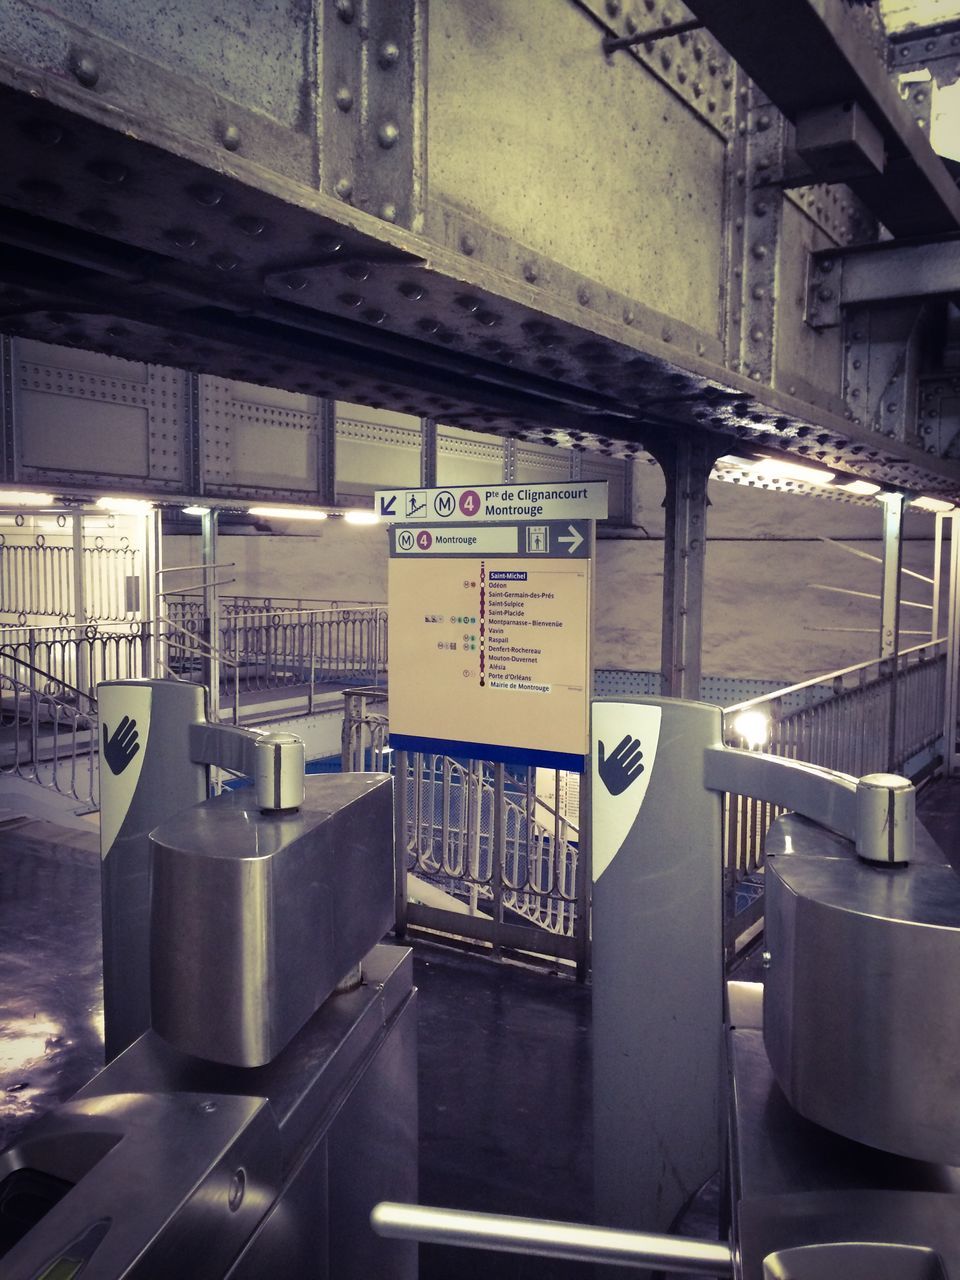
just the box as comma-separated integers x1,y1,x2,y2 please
388,517,593,770
389,520,591,559
376,481,608,523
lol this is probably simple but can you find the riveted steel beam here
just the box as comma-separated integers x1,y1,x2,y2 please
843,301,928,444
807,236,960,328
0,13,958,503
685,0,960,236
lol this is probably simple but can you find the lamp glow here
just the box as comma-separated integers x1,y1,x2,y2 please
96,496,154,513
344,510,380,525
716,455,757,469
248,507,329,521
911,495,955,513
0,490,56,507
730,709,772,750
750,459,835,486
840,480,881,496
182,505,210,517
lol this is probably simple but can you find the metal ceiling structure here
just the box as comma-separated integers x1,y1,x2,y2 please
0,0,959,501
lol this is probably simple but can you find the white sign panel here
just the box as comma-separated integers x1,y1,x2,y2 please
376,481,608,523
394,525,519,555
591,702,662,880
98,683,153,857
389,544,591,770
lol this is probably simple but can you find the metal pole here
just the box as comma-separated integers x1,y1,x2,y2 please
575,759,591,983
308,614,317,715
933,511,944,641
879,494,904,770
141,507,162,679
71,511,89,700
576,515,595,981
943,514,960,777
370,1203,733,1276
201,508,220,721
491,762,506,958
394,748,409,937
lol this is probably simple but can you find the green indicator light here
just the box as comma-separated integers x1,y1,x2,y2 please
39,1258,84,1280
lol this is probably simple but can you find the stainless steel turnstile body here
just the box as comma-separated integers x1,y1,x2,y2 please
0,756,417,1279
0,945,416,1280
731,814,960,1280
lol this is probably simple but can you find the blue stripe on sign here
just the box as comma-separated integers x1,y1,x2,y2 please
389,733,585,774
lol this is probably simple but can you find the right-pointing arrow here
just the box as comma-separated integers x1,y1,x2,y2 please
557,524,584,554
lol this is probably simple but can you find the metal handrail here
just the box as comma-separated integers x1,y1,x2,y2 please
724,636,947,715
370,1203,733,1275
0,651,98,710
156,612,240,669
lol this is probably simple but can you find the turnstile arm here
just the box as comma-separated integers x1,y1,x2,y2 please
370,1202,734,1275
704,745,915,865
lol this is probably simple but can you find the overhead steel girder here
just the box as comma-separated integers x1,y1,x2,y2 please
0,39,957,500
806,235,960,327
684,0,960,237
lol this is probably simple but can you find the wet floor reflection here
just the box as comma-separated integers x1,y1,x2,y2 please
0,833,104,1151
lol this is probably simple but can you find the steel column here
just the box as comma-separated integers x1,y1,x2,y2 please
71,511,91,700
141,508,162,679
184,373,202,496
944,515,960,776
0,334,13,484
201,508,220,721
879,494,905,660
419,417,437,488
394,748,410,937
653,435,718,700
319,398,337,506
933,511,945,642
502,439,518,484
879,493,904,771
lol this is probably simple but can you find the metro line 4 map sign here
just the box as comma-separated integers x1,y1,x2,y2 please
387,500,598,771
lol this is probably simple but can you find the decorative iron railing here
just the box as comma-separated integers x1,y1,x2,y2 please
0,667,99,809
164,595,387,715
341,687,587,972
0,535,140,622
0,622,146,703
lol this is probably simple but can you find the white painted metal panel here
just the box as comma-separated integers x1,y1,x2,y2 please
336,413,421,494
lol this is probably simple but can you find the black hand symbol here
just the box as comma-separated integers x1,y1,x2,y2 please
598,735,644,796
102,716,140,776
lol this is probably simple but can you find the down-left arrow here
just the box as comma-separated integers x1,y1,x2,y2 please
379,495,397,516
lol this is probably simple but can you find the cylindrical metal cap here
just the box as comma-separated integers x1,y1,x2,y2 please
254,731,305,811
855,772,914,865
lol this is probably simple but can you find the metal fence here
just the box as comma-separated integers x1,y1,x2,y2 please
0,623,146,703
0,672,99,808
165,595,387,714
0,535,140,622
341,688,587,972
721,638,947,956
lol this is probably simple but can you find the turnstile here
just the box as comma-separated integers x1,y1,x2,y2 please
0,682,417,1279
